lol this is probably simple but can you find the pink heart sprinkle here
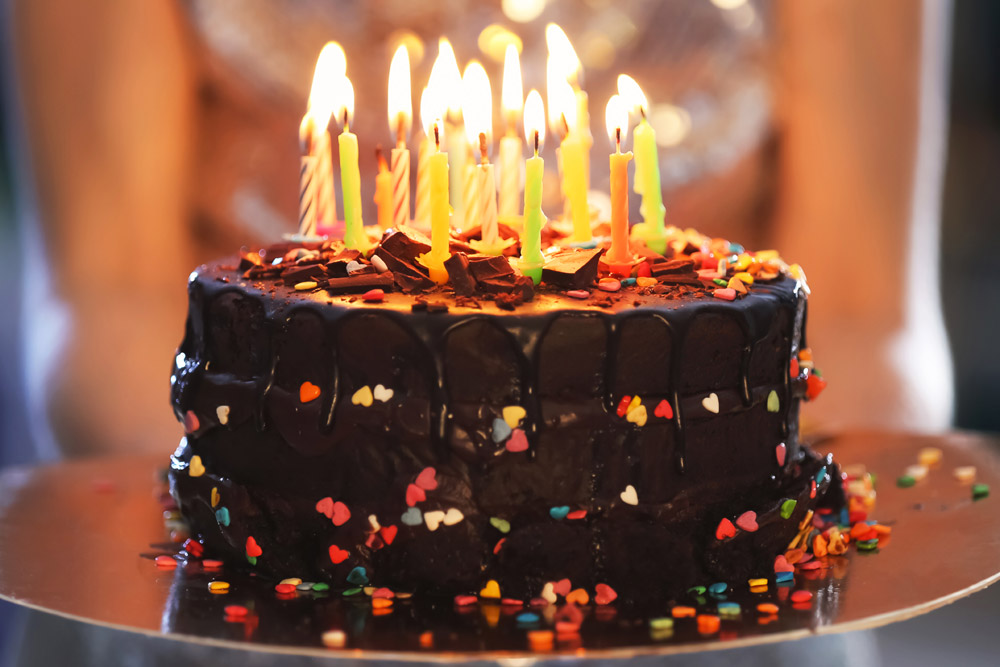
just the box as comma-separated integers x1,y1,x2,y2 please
774,555,794,573
552,578,572,597
506,429,529,452
594,583,618,605
736,510,759,532
315,496,335,518
415,467,438,491
776,443,787,466
405,483,426,507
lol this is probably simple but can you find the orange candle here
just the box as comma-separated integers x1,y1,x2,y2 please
604,94,633,275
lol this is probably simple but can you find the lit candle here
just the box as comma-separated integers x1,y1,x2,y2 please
552,79,591,244
430,39,468,230
604,94,633,275
618,75,667,254
298,116,318,236
519,90,547,284
335,77,369,252
498,44,523,221
303,42,345,234
387,45,412,230
417,122,451,284
374,146,392,230
415,87,435,227
461,62,491,232
547,24,591,191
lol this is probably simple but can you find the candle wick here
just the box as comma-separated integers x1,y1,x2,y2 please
640,106,647,120
343,109,350,134
616,127,621,153
534,130,539,156
561,113,570,137
479,132,488,165
434,124,440,150
376,144,388,171
396,114,406,147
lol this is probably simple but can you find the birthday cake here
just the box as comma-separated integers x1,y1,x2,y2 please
167,224,836,606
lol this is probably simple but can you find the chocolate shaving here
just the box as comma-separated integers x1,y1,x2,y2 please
444,253,477,297
322,272,395,295
650,258,695,276
541,248,603,290
468,255,515,282
281,263,327,285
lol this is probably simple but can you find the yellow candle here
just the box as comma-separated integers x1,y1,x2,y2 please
604,95,633,274
374,147,392,231
417,123,451,284
560,124,591,243
499,44,523,220
335,77,368,252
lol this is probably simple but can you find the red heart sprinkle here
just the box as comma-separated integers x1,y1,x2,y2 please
594,583,618,605
245,536,262,558
506,429,528,452
275,583,296,594
405,483,426,506
736,511,759,532
654,399,674,419
454,594,477,606
362,288,385,303
380,525,398,545
372,587,394,599
553,578,571,597
637,262,652,278
715,518,737,540
328,544,349,564
224,604,248,619
331,501,350,526
365,533,385,549
774,555,794,573
566,510,587,520
184,410,200,434
616,396,632,418
776,443,787,467
299,381,321,403
415,467,438,491
790,358,799,377
810,480,817,498
493,538,506,554
315,496,335,518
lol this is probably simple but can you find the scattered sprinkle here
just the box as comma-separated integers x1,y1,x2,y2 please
790,590,813,603
735,510,758,532
566,290,590,300
620,485,639,506
973,483,990,500
351,386,374,407
767,390,780,413
346,567,368,585
189,455,205,477
294,281,318,291
208,581,230,593
702,393,720,414
896,475,916,488
918,447,943,467
598,278,621,292
299,381,321,403
549,506,570,520
372,384,394,402
216,405,230,425
480,580,501,599
321,629,346,648
954,466,977,484
780,499,797,519
489,517,511,533
154,555,177,569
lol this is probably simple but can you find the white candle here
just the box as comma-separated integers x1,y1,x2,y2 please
499,44,523,220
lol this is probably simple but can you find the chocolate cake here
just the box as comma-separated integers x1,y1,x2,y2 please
168,225,835,606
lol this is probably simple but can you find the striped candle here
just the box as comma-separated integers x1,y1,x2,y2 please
415,134,431,226
314,131,337,227
390,144,410,228
462,162,480,232
298,155,317,236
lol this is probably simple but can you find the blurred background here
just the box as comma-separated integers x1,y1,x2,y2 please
0,0,998,664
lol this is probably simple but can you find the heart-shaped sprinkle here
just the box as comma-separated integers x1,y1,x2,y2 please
626,405,647,427
372,587,394,599
365,532,384,550
184,410,200,434
455,594,478,606
480,580,501,599
345,260,364,274
210,487,220,507
424,510,445,531
380,525,397,545
595,583,618,605
215,507,230,526
347,566,368,585
715,518,736,540
702,393,720,414
780,499,797,519
625,395,642,415
245,536,262,558
189,455,205,477
492,418,512,443
362,289,384,303
351,386,373,407
502,405,526,428
373,384,394,402
566,588,590,605
566,290,590,299
553,579,572,597
216,405,230,425
490,517,511,533
549,506,570,520
654,399,673,419
415,467,438,491
767,390,780,413
331,501,351,526
620,484,639,506
371,255,389,273
506,429,529,452
443,508,464,525
315,497,335,518
736,510,759,532
566,510,587,520
541,582,557,604
494,538,506,554
776,443,787,466
774,555,795,573
616,396,632,418
300,381,321,403
328,545,349,564
405,484,426,507
401,507,422,526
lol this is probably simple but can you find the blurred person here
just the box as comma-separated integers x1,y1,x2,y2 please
2,0,950,665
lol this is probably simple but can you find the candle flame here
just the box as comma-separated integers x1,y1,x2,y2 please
429,38,464,119
547,73,577,136
605,94,628,147
545,23,582,86
462,61,493,148
387,45,412,141
333,76,355,130
524,89,546,150
306,41,347,136
617,74,649,117
419,86,441,139
501,44,523,121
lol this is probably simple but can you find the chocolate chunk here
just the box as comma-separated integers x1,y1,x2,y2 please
650,258,695,276
468,255,515,282
239,248,264,270
280,263,327,285
323,272,395,295
444,253,477,297
374,228,434,292
541,248,603,290
393,271,434,293
477,277,519,294
426,301,449,313
329,248,362,263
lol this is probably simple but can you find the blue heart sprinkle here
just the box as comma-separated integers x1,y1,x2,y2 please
516,612,540,625
346,566,369,586
215,507,230,526
815,465,828,484
492,418,512,443
549,506,570,520
708,582,728,595
621,277,637,286
401,507,423,526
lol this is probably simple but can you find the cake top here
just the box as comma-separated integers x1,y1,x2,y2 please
204,222,809,318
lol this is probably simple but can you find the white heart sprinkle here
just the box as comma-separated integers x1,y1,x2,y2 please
371,255,389,273
373,384,394,403
443,508,464,526
424,510,445,531
541,582,557,604
216,405,230,425
346,260,365,274
702,393,720,414
620,484,639,506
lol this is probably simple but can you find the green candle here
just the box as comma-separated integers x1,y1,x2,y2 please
619,75,666,254
519,90,546,284
337,78,368,252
